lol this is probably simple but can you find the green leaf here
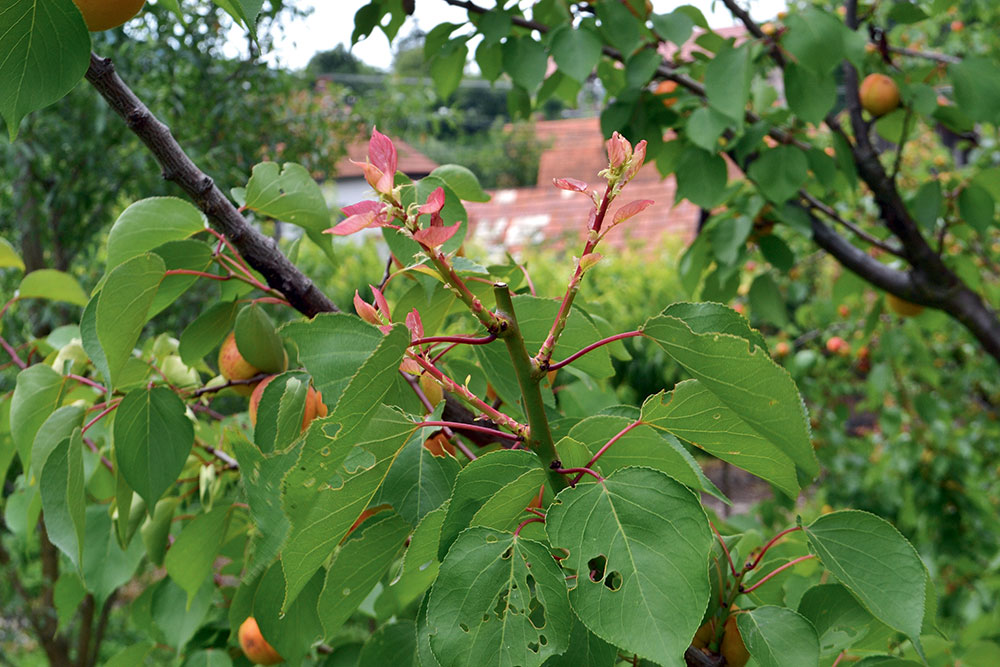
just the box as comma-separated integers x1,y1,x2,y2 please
797,583,883,657
375,431,460,526
784,62,837,124
0,0,90,139
147,240,215,320
181,649,233,667
430,40,468,98
438,449,544,559
234,303,286,374
546,467,713,664
165,506,232,606
114,386,194,508
664,302,768,351
17,269,88,307
282,313,385,407
736,606,821,667
908,181,943,230
151,577,214,651
749,146,809,205
550,24,602,83
10,364,67,465
503,36,548,93
30,404,85,483
675,146,729,208
104,642,155,667
541,615,617,667
379,504,448,613
40,428,86,569
949,57,1000,125
254,560,324,665
804,510,927,647
213,0,264,40
105,197,206,270
426,528,573,667
749,273,791,327
429,164,491,203
179,301,240,366
244,162,330,232
641,314,818,478
141,496,182,567
359,621,418,667
280,405,417,611
685,107,731,152
317,511,411,635
229,431,298,576
958,184,995,233
705,43,751,122
251,372,310,454
782,9,848,74
82,504,145,600
595,1,641,56
0,237,25,271
567,415,721,496
97,254,165,387
651,10,694,46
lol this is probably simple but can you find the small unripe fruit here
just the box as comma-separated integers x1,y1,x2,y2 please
838,304,850,318
950,20,964,32
238,617,283,665
249,376,327,431
886,293,924,317
71,0,146,31
859,74,901,117
218,332,261,396
760,22,777,36
775,341,790,357
826,336,848,355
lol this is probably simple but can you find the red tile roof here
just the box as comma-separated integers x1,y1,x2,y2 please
466,117,701,253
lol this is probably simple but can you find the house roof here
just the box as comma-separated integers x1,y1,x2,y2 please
335,136,438,179
659,25,748,61
465,116,702,254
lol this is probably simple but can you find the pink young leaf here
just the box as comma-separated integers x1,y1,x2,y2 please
342,199,382,217
553,177,589,192
327,210,377,236
413,222,461,248
419,187,446,215
405,308,424,340
354,290,382,325
350,159,389,194
606,131,632,168
612,199,655,225
623,139,648,182
370,285,391,318
369,127,398,176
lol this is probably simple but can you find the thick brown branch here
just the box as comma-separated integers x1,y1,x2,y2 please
84,53,338,318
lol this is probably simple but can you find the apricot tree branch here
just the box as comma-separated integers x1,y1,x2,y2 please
84,53,338,318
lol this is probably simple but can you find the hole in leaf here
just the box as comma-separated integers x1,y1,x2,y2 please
460,623,469,633
588,555,607,582
493,590,510,619
528,599,546,630
539,635,548,646
485,534,498,543
482,614,490,623
501,547,513,560
603,570,623,592
527,641,540,653
320,446,331,456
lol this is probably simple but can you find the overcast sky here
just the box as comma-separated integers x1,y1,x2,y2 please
248,0,788,70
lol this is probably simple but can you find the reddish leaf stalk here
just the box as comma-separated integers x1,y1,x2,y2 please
750,525,802,570
548,330,643,371
740,554,816,594
423,243,501,333
82,436,114,472
82,400,122,434
430,342,461,365
416,421,522,442
535,183,615,368
410,333,497,347
0,334,27,370
164,268,230,281
710,521,739,578
571,420,642,485
556,467,605,484
410,353,527,436
513,517,545,537
67,374,107,393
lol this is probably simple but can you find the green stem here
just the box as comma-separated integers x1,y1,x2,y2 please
493,284,567,492
425,245,501,333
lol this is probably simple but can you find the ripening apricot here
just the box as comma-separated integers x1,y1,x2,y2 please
71,0,146,31
886,293,924,317
654,80,679,108
760,22,777,36
249,375,327,430
218,332,261,396
237,617,283,665
950,20,964,32
720,614,751,667
859,73,900,117
423,432,456,457
774,341,791,357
